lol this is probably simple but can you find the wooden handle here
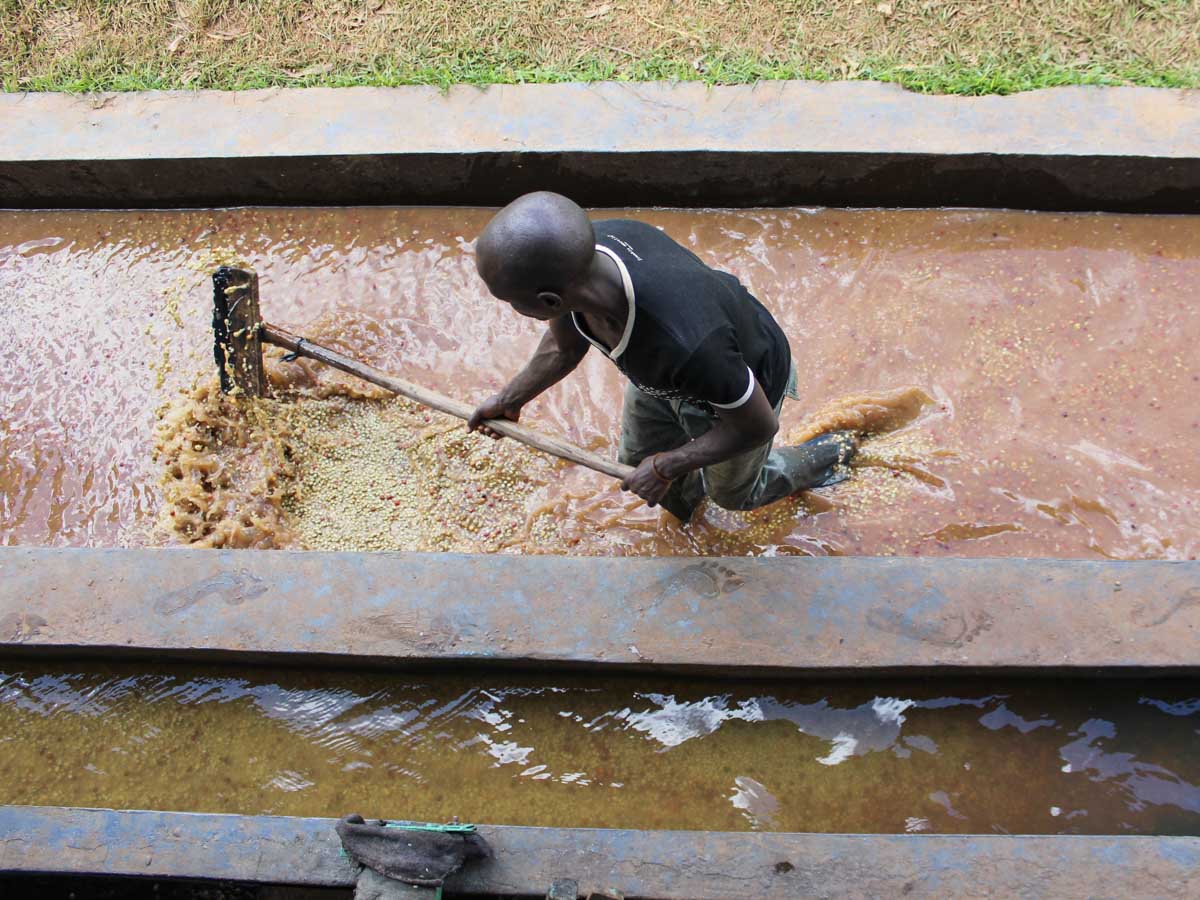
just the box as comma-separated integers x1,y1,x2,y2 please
261,323,635,482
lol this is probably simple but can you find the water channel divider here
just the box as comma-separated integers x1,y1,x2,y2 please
2,547,1196,675
1,82,1197,211
2,806,1197,898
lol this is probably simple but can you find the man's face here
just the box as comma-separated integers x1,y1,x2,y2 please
475,246,565,321
484,279,560,321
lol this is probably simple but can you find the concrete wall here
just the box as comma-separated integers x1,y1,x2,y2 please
3,548,1198,676
3,807,1198,898
2,82,1198,210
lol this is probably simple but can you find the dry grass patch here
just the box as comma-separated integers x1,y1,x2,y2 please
3,1,1198,93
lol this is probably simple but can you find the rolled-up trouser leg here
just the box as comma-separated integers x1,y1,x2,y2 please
617,380,690,465
696,426,858,513
617,382,702,522
617,375,856,519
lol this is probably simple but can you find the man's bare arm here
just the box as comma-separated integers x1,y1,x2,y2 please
468,316,590,438
662,384,777,476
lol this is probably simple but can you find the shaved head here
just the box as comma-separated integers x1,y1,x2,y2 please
475,192,594,304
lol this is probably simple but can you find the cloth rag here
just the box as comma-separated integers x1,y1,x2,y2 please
336,814,491,888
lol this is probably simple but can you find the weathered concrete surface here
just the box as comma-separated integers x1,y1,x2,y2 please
1,806,1197,898
7,82,1199,160
1,82,1197,210
1,547,1196,675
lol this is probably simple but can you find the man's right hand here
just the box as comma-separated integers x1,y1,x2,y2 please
467,394,523,440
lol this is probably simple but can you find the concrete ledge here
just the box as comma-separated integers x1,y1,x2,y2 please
2,82,1198,210
2,807,1197,898
1,548,1197,675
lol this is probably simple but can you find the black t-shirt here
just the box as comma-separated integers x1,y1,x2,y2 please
577,219,791,413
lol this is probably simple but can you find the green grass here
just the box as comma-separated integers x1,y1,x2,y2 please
10,53,1199,96
4,1,1198,95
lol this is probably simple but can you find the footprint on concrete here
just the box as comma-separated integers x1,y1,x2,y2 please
1132,586,1200,628
0,611,48,642
866,606,993,648
636,560,747,617
154,570,270,616
671,560,746,599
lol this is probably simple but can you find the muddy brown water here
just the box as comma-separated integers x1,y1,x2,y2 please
3,207,1198,835
0,662,1196,834
3,206,1198,556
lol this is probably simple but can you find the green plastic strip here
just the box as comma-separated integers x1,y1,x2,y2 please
383,821,477,834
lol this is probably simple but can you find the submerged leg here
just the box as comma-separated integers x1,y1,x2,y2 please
618,383,704,522
774,430,860,491
704,430,859,511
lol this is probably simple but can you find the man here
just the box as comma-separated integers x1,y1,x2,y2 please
468,191,856,522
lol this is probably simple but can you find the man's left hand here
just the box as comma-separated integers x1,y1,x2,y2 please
621,455,674,507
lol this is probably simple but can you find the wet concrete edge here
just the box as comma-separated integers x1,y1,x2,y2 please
1,547,1197,675
0,806,1197,897
1,82,1198,211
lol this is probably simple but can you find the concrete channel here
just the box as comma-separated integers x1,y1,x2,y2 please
2,82,1199,896
1,82,1199,211
3,807,1199,898
1,547,1198,676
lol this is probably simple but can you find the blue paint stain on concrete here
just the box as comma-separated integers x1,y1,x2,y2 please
1093,840,1134,865
1156,839,1200,866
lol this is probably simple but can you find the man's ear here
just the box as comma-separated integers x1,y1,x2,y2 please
536,290,564,312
